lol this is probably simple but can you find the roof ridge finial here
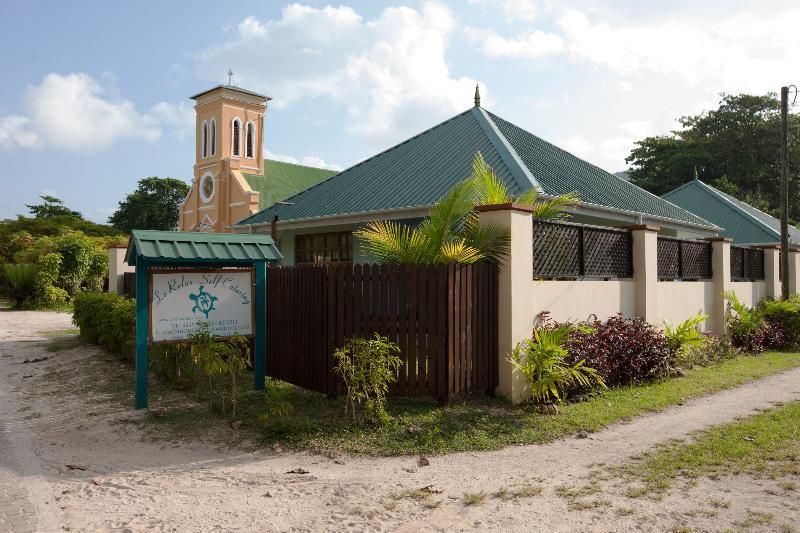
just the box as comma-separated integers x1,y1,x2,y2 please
474,83,481,108
693,166,699,181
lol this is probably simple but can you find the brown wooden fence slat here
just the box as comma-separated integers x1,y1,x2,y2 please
397,264,408,396
418,265,429,397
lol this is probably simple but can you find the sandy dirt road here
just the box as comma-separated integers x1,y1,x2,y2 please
1,310,799,532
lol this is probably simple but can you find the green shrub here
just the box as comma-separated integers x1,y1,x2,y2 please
723,290,767,352
85,248,108,292
680,334,742,367
34,253,65,308
663,314,709,366
761,297,800,349
53,233,95,295
3,263,37,307
187,323,251,419
73,293,253,419
72,291,135,359
334,334,402,425
510,324,605,405
38,285,68,308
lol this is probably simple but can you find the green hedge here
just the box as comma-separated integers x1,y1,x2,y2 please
73,291,136,362
762,296,800,349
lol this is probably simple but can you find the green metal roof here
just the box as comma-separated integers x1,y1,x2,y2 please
126,230,282,266
243,159,337,210
237,106,714,228
662,179,800,244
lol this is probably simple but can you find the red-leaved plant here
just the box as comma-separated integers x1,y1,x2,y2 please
535,312,673,386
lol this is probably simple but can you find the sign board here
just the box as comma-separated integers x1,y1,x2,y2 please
149,268,254,343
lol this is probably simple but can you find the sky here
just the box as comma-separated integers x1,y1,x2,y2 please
1,0,798,223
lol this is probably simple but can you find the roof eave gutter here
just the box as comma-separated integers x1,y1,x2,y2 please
236,198,719,235
563,198,721,234
235,205,434,232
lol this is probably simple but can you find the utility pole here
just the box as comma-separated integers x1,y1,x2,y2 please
780,86,790,299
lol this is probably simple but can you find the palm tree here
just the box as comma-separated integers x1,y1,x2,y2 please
355,152,578,265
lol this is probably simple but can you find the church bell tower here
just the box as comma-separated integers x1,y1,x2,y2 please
178,78,271,232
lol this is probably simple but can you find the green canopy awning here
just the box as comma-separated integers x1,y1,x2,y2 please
125,230,282,266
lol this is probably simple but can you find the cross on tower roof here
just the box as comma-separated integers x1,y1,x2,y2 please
227,68,234,86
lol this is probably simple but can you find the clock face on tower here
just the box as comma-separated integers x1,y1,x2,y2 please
200,173,215,203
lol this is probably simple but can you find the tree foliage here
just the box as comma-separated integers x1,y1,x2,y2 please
626,93,800,221
0,216,122,263
26,195,83,219
109,177,190,232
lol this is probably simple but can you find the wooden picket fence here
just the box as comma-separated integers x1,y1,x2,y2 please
265,263,498,403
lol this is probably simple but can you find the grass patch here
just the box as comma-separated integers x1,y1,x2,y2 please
735,510,774,528
612,401,800,495
709,498,730,509
462,491,488,505
63,339,800,455
39,328,80,337
221,352,800,455
42,335,85,352
492,483,543,500
36,328,84,352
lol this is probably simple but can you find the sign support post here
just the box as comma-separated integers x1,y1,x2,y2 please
254,260,266,391
135,259,150,410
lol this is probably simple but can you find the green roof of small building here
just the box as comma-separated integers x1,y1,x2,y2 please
126,230,282,266
237,107,714,229
662,179,800,245
243,159,338,210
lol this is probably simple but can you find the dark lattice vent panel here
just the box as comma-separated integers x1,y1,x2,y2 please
657,238,680,278
532,220,632,278
657,237,712,280
731,246,764,280
583,227,632,277
532,221,580,277
680,240,712,279
730,246,744,279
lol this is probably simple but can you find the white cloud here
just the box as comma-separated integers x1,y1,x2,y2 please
562,120,655,171
24,73,160,151
195,2,481,143
0,73,191,151
0,115,39,149
468,0,543,22
467,6,800,95
146,101,195,142
464,27,563,59
265,149,343,171
557,8,800,92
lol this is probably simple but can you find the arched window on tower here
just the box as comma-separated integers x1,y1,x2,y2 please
209,118,216,156
232,118,241,157
201,121,208,158
245,121,255,158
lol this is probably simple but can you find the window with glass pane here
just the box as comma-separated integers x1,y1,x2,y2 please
295,232,353,264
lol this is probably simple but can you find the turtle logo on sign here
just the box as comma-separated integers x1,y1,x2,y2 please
189,285,218,319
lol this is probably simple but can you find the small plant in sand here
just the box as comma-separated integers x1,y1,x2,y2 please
334,334,402,425
509,323,605,412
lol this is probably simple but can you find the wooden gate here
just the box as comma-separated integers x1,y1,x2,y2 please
266,263,498,403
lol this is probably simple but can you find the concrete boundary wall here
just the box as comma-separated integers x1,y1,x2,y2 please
108,246,135,295
477,203,800,401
